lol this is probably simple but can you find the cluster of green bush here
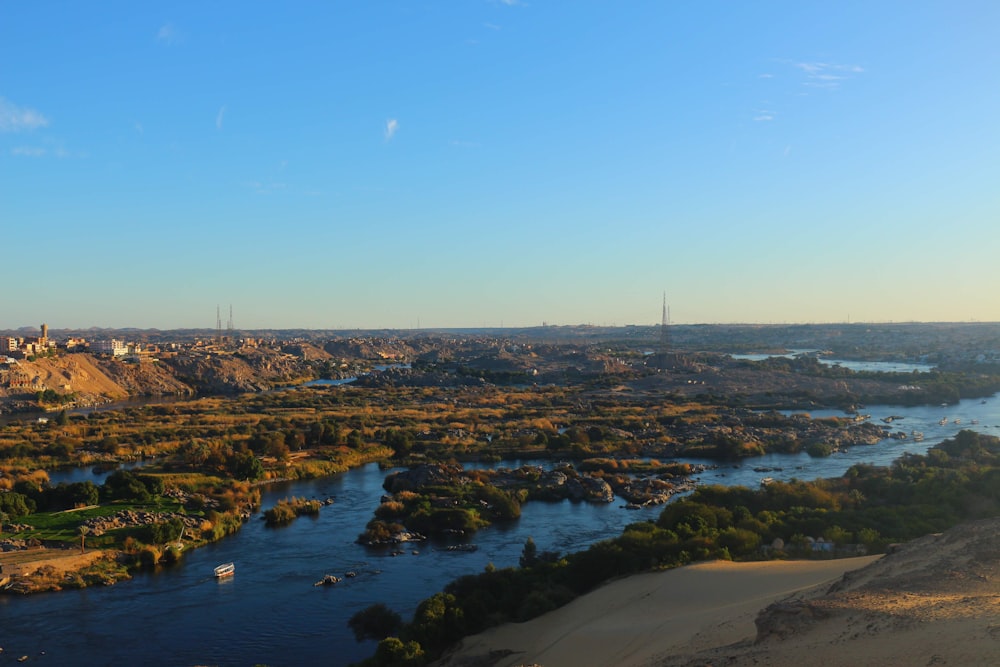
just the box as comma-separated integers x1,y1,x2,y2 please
263,496,322,526
576,458,693,476
2,470,165,519
360,480,522,542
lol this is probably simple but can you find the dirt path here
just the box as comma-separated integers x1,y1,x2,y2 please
0,547,106,578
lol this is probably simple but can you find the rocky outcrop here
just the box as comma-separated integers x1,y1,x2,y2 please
383,463,467,493
81,510,202,536
91,357,193,396
161,348,312,394
754,600,831,642
566,475,614,503
614,476,693,506
753,517,1000,647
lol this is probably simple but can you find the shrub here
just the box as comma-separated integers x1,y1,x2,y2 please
348,603,403,642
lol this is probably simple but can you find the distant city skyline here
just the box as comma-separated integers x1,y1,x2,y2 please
2,2,998,329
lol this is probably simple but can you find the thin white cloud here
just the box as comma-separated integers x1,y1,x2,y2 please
11,146,47,157
792,61,863,89
0,97,49,132
10,143,77,158
246,181,287,195
157,22,178,44
483,22,502,30
216,105,226,130
134,121,144,135
758,73,774,79
384,118,399,141
753,113,774,122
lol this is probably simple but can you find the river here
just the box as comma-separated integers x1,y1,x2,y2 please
3,390,999,666
730,351,937,374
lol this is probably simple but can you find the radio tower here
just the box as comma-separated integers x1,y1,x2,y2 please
226,304,236,347
216,305,223,345
659,292,671,370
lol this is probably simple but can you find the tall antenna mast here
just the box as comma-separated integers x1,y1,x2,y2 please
659,292,670,370
216,305,222,344
227,304,234,343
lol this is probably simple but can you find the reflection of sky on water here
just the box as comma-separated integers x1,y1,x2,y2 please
731,350,935,374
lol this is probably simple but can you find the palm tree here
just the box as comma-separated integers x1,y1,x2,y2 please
78,525,90,554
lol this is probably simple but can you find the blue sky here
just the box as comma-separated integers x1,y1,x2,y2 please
2,1,998,329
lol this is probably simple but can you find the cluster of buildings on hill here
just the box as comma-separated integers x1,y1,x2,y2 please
1,323,56,359
1,323,268,364
1,324,136,361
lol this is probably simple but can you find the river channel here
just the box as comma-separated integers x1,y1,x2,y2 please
2,360,998,666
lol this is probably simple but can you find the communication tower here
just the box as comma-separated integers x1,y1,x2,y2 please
657,292,672,371
660,293,669,353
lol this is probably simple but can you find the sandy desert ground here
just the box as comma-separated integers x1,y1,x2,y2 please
436,517,1000,667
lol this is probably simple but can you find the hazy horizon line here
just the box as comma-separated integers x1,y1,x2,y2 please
3,320,998,334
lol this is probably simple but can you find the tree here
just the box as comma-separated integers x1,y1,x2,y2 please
348,603,403,642
230,451,265,481
0,492,34,519
79,525,90,554
520,536,538,568
101,470,151,502
372,638,426,667
147,517,185,544
409,593,465,655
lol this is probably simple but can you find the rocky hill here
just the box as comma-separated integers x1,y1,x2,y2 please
662,517,1000,666
0,348,317,413
158,348,314,394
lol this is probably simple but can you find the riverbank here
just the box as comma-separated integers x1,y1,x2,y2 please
0,547,128,593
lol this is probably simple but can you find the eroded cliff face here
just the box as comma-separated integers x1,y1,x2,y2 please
90,356,193,396
158,348,314,394
0,348,317,412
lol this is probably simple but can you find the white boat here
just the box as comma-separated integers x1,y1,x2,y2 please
214,562,235,578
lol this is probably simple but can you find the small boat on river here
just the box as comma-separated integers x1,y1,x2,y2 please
214,562,235,579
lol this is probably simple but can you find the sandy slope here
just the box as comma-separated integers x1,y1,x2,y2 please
437,519,1000,667
3,355,129,401
436,557,879,667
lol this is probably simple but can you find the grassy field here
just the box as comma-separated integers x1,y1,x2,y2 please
17,498,187,542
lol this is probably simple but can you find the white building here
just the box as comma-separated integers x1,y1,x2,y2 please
91,339,128,357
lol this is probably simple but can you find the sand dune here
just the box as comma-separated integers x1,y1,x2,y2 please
436,518,1000,667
